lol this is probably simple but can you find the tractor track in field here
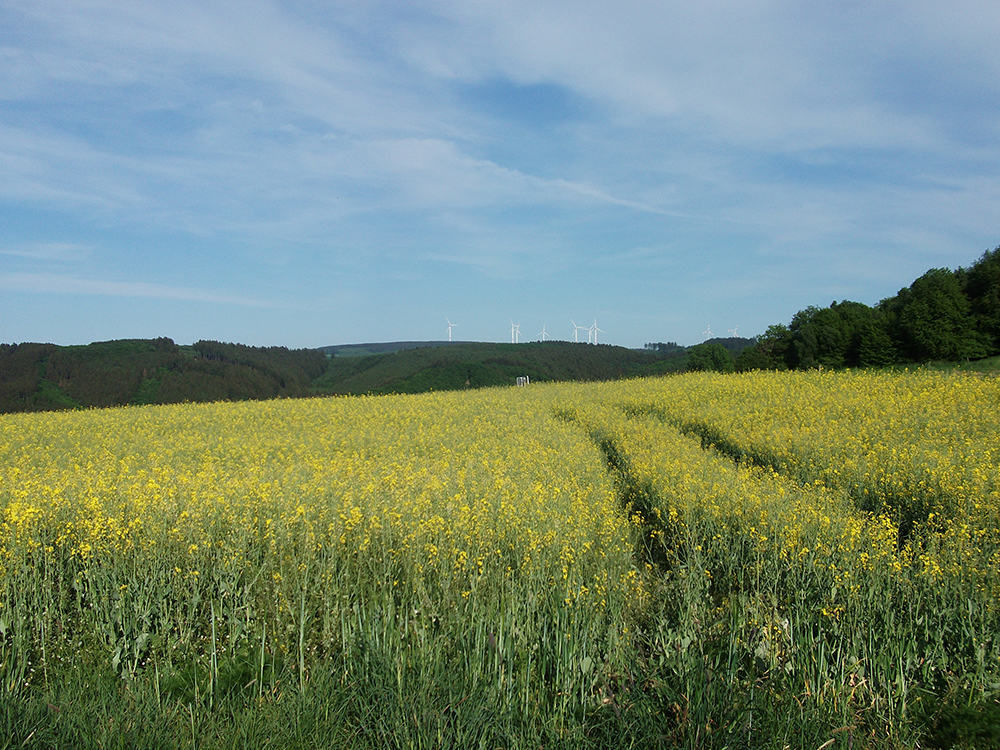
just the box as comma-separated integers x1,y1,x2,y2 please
552,407,673,572
618,402,935,548
590,431,673,573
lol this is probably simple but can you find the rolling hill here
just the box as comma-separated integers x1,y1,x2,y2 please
312,340,687,395
0,338,690,413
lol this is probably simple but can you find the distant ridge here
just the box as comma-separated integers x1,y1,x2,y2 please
0,338,327,414
0,338,690,414
703,336,755,352
311,340,687,395
319,341,476,357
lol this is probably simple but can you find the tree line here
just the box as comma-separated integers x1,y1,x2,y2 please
0,339,328,413
685,246,1000,373
0,338,678,413
312,340,677,395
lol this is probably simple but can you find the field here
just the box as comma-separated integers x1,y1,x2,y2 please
1,370,999,748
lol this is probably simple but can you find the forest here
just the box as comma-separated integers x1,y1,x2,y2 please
0,338,691,413
728,246,1000,373
0,339,328,413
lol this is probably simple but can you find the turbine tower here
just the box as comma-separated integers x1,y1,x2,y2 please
538,324,549,341
446,318,457,342
510,319,522,344
572,319,588,343
590,317,605,344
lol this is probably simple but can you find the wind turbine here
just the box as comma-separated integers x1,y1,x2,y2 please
510,319,522,344
572,319,588,343
538,324,549,341
703,324,713,340
590,318,605,344
446,318,457,342
728,325,739,337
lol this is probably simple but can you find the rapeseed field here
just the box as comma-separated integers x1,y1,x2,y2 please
1,371,998,748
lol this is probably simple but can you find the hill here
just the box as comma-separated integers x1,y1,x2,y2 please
0,338,327,413
312,340,687,396
318,340,462,357
0,338,689,413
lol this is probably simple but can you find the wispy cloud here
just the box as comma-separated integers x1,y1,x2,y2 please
1,0,999,346
0,272,280,308
0,243,92,261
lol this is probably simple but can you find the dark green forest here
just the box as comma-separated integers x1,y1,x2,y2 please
0,339,689,414
313,341,689,395
3,245,1000,413
731,246,1000,373
0,339,328,413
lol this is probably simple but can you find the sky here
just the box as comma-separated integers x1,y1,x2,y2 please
2,1,1000,349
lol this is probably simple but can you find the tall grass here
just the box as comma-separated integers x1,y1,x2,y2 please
1,389,648,747
2,371,998,747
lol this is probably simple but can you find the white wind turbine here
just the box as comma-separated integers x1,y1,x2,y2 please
538,324,550,341
590,317,605,344
728,325,739,337
510,319,522,344
446,318,457,342
703,324,713,340
572,319,588,343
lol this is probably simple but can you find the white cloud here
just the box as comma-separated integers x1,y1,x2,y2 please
2,0,999,347
0,243,92,261
0,271,279,308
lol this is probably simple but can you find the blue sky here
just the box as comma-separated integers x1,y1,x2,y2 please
2,1,999,348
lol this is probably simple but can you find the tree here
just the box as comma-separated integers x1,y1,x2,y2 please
734,343,775,372
687,343,735,373
857,318,898,367
832,301,881,367
753,324,792,370
898,268,988,361
786,301,880,370
788,306,844,369
644,341,686,356
963,247,1000,354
